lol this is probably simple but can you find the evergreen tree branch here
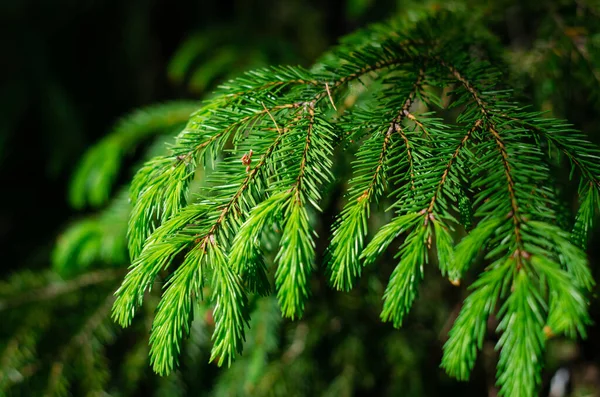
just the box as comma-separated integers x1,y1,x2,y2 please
107,13,600,396
485,123,525,263
328,70,425,291
292,104,316,202
0,269,124,312
46,295,115,396
201,115,292,245
499,114,600,189
427,55,528,262
426,120,482,215
115,112,294,329
69,101,199,208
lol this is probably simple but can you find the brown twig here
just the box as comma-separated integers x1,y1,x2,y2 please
262,101,282,134
325,82,338,111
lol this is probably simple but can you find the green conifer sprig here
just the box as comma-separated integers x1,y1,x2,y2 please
0,269,124,395
45,295,116,396
0,309,50,391
328,70,427,291
69,101,199,209
110,12,600,396
211,296,281,396
54,190,130,275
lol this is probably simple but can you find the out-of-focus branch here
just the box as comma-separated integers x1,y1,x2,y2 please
0,269,125,312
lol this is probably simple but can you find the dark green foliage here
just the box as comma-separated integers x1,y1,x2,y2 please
3,1,600,396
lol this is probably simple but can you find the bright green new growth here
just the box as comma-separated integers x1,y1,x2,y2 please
69,101,200,209
55,102,198,276
111,11,600,396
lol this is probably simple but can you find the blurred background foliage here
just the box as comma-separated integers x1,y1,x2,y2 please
1,0,600,395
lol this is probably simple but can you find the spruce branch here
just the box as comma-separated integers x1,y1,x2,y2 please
0,269,123,312
127,89,321,255
46,295,116,396
573,184,600,247
124,41,418,263
379,225,428,328
496,113,600,246
115,115,290,328
107,12,600,396
423,54,528,259
328,70,426,291
495,270,546,397
486,123,525,262
418,50,587,395
442,258,511,380
230,192,292,295
0,310,50,391
69,101,199,208
425,120,482,216
498,114,600,188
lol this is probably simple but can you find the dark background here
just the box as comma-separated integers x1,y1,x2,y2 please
0,0,366,274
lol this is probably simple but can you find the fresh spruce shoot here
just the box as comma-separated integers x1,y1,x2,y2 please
89,11,600,397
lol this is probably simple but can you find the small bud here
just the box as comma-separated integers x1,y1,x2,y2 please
241,149,253,172
357,191,369,202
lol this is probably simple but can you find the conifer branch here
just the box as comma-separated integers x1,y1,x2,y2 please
364,135,392,202
0,270,124,312
486,124,525,262
107,13,599,396
224,73,319,100
327,57,411,92
127,55,420,259
431,56,526,260
178,102,300,164
7,6,600,396
363,70,424,202
426,120,481,214
395,124,416,192
328,70,425,290
293,103,315,203
201,119,291,245
500,115,600,189
433,57,490,116
46,295,115,395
